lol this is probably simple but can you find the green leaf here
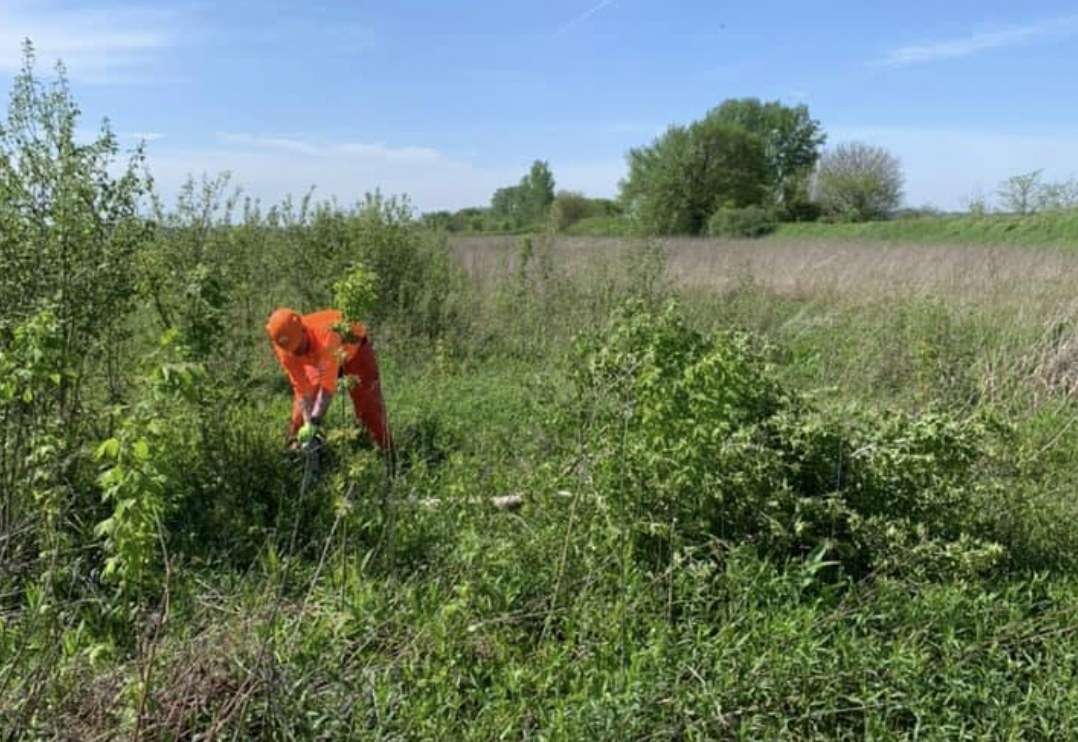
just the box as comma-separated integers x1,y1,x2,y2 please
96,438,120,460
132,439,150,460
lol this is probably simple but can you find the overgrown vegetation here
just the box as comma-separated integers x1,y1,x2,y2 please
8,45,1078,739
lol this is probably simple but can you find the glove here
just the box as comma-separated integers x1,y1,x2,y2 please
297,421,320,445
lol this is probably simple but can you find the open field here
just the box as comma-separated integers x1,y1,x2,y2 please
452,234,1078,300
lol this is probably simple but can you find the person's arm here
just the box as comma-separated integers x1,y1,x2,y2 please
275,346,316,421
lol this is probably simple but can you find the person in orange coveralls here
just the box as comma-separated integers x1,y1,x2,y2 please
265,308,390,449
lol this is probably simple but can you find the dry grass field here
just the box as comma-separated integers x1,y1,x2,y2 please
451,234,1078,304
451,234,1078,404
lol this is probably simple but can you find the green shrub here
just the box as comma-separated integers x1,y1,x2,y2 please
707,205,777,238
550,191,592,231
0,44,151,599
571,299,1006,578
550,191,623,232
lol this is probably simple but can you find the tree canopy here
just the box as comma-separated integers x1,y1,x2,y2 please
490,160,556,227
619,98,825,235
813,141,904,222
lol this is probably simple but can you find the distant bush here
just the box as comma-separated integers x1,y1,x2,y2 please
781,197,822,223
549,190,591,230
563,215,634,236
420,210,454,230
550,191,624,231
707,205,777,238
894,205,944,220
421,207,505,233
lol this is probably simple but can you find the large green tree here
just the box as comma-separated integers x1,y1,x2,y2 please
619,99,825,234
620,118,770,235
710,98,825,210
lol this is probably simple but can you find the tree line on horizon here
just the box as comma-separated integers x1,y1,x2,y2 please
424,98,907,237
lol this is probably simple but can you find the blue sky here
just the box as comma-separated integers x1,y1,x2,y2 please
3,0,1078,212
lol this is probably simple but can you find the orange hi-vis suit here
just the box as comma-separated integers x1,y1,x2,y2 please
267,308,390,448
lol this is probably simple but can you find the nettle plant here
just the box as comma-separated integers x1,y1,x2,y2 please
571,299,1006,579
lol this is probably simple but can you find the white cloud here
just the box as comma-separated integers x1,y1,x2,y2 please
879,15,1078,67
829,125,1078,210
148,136,504,213
144,134,626,213
123,131,165,142
215,133,324,157
0,1,180,83
215,133,447,164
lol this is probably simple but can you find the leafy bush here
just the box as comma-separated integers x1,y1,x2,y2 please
707,205,777,238
95,360,208,599
0,309,67,586
550,190,593,231
0,44,152,349
142,174,237,362
550,191,623,231
345,193,467,340
572,299,1006,578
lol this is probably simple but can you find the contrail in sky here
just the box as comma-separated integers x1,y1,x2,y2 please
555,0,617,35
